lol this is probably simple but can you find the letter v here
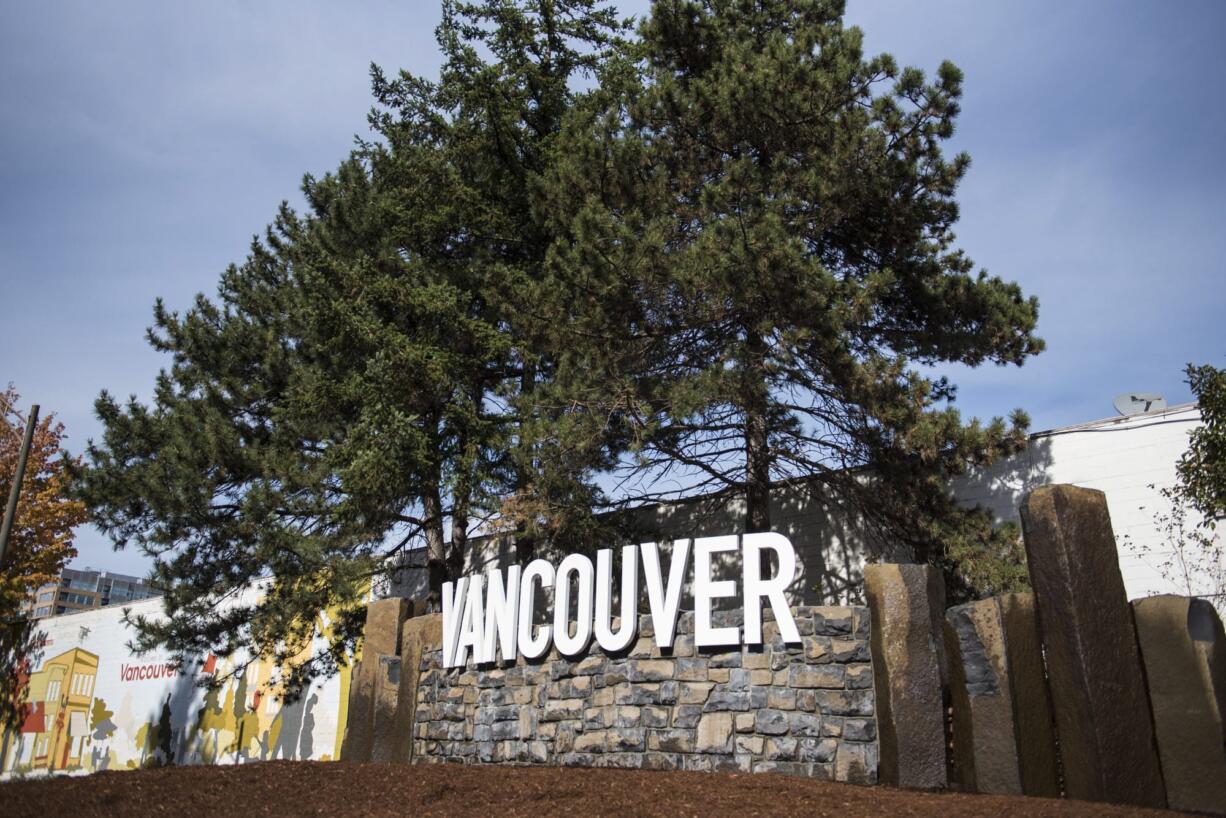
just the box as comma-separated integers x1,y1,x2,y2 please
441,576,469,668
639,539,690,649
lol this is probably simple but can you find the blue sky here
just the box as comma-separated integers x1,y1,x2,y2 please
2,1,1223,575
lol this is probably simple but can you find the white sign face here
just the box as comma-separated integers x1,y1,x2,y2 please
441,532,801,668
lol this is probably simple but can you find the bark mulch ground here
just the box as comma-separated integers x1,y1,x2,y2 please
0,761,1197,818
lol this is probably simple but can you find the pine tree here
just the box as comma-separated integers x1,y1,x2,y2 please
540,0,1043,596
75,0,626,689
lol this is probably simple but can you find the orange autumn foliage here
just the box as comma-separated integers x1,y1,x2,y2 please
0,386,88,621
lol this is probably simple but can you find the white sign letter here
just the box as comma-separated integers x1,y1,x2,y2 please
742,532,800,645
694,535,739,647
594,546,639,653
517,559,554,660
441,576,468,668
482,564,522,663
454,573,485,666
554,553,595,656
640,540,690,649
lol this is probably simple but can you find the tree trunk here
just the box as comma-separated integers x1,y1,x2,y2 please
515,360,538,565
423,484,447,609
744,333,772,535
449,408,478,582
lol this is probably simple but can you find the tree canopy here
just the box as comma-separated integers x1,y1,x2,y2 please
76,0,628,685
1177,363,1226,528
538,0,1041,597
77,0,1042,690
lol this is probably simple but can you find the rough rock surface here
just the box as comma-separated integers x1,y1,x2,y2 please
1132,595,1226,813
944,597,1021,795
1019,485,1165,808
341,597,409,762
412,606,878,783
392,613,443,763
864,563,947,789
997,592,1060,797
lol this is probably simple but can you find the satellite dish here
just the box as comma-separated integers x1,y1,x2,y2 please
1113,392,1166,416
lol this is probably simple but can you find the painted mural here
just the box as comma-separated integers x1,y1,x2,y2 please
1,588,352,776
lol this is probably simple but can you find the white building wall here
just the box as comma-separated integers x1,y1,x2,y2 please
391,404,1217,610
954,403,1212,601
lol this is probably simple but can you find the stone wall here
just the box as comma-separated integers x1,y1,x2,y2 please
412,606,878,782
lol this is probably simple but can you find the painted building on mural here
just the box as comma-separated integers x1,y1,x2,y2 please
1,586,353,777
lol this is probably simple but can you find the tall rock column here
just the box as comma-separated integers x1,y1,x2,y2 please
997,592,1060,797
1132,595,1226,813
865,563,948,789
340,596,409,762
1019,485,1166,807
392,613,443,763
943,593,1060,796
944,597,1022,795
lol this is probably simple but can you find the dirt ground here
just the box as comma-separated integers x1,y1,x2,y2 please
0,761,1195,818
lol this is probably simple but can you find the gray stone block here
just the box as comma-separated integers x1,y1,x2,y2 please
627,659,675,681
647,728,695,753
704,690,751,712
836,743,878,785
844,719,876,742
754,709,789,735
641,705,670,728
675,657,708,681
812,607,854,636
607,727,645,752
798,737,837,763
765,736,798,760
814,689,873,717
788,664,844,689
673,704,703,728
787,712,823,737
642,752,683,771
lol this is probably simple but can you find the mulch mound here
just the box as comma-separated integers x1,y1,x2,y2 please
0,761,1192,817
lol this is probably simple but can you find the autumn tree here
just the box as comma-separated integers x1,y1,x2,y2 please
0,386,89,728
1,386,88,617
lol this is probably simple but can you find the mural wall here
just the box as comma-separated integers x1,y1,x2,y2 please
1,588,352,776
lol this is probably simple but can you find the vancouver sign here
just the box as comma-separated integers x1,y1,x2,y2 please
441,532,802,668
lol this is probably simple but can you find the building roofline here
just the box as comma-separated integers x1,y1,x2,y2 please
1029,401,1199,439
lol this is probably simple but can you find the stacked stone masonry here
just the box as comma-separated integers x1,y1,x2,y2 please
412,606,878,783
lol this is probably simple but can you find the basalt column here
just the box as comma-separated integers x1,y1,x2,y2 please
997,592,1059,797
1019,485,1165,807
944,598,1021,795
1132,595,1226,813
341,596,409,762
865,563,947,789
392,612,443,763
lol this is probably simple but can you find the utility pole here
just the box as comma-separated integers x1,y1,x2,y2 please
0,403,39,566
